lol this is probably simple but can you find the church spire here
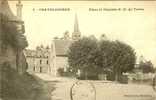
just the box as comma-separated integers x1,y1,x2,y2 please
72,13,81,40
74,13,80,32
16,0,23,20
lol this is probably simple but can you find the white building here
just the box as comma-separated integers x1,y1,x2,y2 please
24,45,51,74
24,14,81,76
50,14,81,76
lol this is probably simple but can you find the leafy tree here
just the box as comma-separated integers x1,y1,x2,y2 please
99,40,136,81
68,36,136,81
68,37,98,79
139,61,155,73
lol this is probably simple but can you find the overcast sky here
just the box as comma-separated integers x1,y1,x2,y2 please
9,1,156,65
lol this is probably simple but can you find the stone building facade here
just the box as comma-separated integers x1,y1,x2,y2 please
24,46,51,74
50,14,81,76
50,38,72,76
24,14,81,76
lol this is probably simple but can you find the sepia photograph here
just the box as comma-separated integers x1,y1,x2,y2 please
0,0,156,100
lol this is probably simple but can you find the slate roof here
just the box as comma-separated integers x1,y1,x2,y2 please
53,39,73,56
24,49,36,57
24,49,49,58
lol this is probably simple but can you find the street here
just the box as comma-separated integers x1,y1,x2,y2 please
48,77,156,100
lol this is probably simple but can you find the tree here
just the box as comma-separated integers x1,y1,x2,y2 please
68,36,136,81
99,40,136,81
68,37,98,79
139,60,155,73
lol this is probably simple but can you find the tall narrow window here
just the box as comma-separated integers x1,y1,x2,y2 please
40,60,42,64
40,67,42,73
33,66,35,72
47,60,49,64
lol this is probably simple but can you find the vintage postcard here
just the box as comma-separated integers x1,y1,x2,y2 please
0,0,156,100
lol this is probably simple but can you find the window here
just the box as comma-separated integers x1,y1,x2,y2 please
33,66,35,72
47,60,49,64
40,67,42,73
40,60,42,64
